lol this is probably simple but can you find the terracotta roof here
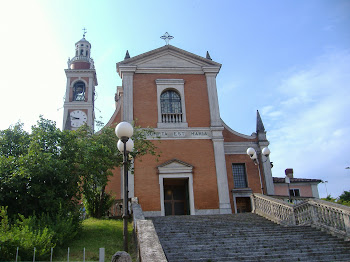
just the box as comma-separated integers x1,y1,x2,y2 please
273,177,322,183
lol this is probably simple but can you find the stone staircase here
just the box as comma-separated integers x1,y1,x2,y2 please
151,213,350,262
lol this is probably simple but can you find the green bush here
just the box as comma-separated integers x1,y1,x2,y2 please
26,206,82,246
0,207,54,261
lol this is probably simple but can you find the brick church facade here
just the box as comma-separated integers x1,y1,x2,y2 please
103,44,274,216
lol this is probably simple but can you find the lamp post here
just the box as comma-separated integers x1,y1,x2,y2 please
115,122,134,253
246,147,270,194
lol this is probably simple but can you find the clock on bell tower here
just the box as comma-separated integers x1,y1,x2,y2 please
62,31,98,132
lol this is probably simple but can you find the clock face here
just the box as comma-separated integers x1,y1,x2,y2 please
70,110,87,128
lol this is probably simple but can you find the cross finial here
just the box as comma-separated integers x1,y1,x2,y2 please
160,32,174,45
82,27,87,38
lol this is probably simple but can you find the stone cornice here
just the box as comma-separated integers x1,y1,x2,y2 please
116,45,222,77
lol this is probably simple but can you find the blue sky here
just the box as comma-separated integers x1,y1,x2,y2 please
0,0,349,198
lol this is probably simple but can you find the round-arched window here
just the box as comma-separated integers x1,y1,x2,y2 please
73,81,86,101
160,90,182,114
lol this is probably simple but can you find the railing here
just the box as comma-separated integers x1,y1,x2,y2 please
252,194,350,240
68,56,95,69
131,198,167,262
272,195,314,204
161,113,182,123
252,194,295,225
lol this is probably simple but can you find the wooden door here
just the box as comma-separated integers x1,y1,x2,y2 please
164,179,189,216
236,197,252,213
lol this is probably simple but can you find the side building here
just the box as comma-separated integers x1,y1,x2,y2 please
104,44,274,216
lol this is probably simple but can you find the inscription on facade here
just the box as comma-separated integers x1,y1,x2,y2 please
146,129,211,139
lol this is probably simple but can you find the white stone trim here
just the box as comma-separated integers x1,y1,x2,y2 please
156,79,188,128
221,119,257,139
122,72,135,122
158,173,195,216
311,184,320,198
143,211,162,217
195,209,220,215
212,138,232,214
205,72,221,127
146,127,211,140
224,142,260,154
231,189,253,213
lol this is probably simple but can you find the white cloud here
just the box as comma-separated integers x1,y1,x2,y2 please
263,50,350,198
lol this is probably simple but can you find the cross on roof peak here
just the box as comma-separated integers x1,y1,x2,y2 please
160,32,174,45
82,27,87,38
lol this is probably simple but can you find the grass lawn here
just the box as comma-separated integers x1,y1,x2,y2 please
53,218,135,261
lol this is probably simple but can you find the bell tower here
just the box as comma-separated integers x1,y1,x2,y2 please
62,31,98,131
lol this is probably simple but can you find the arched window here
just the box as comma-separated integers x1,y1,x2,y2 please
80,49,84,55
73,81,86,101
160,90,182,123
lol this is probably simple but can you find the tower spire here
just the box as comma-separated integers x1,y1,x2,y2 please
256,110,265,133
206,51,212,60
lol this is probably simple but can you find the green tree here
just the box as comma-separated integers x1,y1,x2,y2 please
0,117,81,219
321,191,350,207
337,190,350,207
75,124,159,218
0,117,159,220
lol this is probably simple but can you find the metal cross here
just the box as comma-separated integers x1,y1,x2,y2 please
82,27,87,38
160,32,174,45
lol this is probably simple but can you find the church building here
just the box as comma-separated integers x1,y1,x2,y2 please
63,34,274,216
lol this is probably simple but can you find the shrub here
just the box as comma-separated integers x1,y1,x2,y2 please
24,205,82,247
0,207,54,261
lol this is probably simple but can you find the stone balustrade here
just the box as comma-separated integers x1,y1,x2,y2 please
252,193,350,240
252,193,295,225
131,198,167,262
161,113,183,123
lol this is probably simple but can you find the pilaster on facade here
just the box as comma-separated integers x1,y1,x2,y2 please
258,140,274,195
203,67,222,127
212,137,232,214
119,66,136,123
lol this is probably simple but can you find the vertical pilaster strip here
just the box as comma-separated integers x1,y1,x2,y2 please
204,68,221,127
212,133,232,214
258,141,274,195
65,77,71,102
120,66,136,122
120,66,136,202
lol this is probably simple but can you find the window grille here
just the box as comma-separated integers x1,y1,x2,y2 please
160,90,182,123
232,164,248,188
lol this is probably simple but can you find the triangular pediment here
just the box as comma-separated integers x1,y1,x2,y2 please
158,159,193,174
117,45,221,75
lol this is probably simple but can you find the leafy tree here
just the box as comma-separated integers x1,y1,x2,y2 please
321,191,350,207
0,117,81,219
338,190,350,202
75,124,159,218
337,190,350,207
0,117,159,220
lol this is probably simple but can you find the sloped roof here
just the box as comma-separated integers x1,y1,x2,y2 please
273,177,322,184
117,45,221,76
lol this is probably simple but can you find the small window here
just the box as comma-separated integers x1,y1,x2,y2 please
80,49,84,55
289,189,300,197
232,164,248,188
73,81,86,101
86,50,89,56
160,90,182,123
